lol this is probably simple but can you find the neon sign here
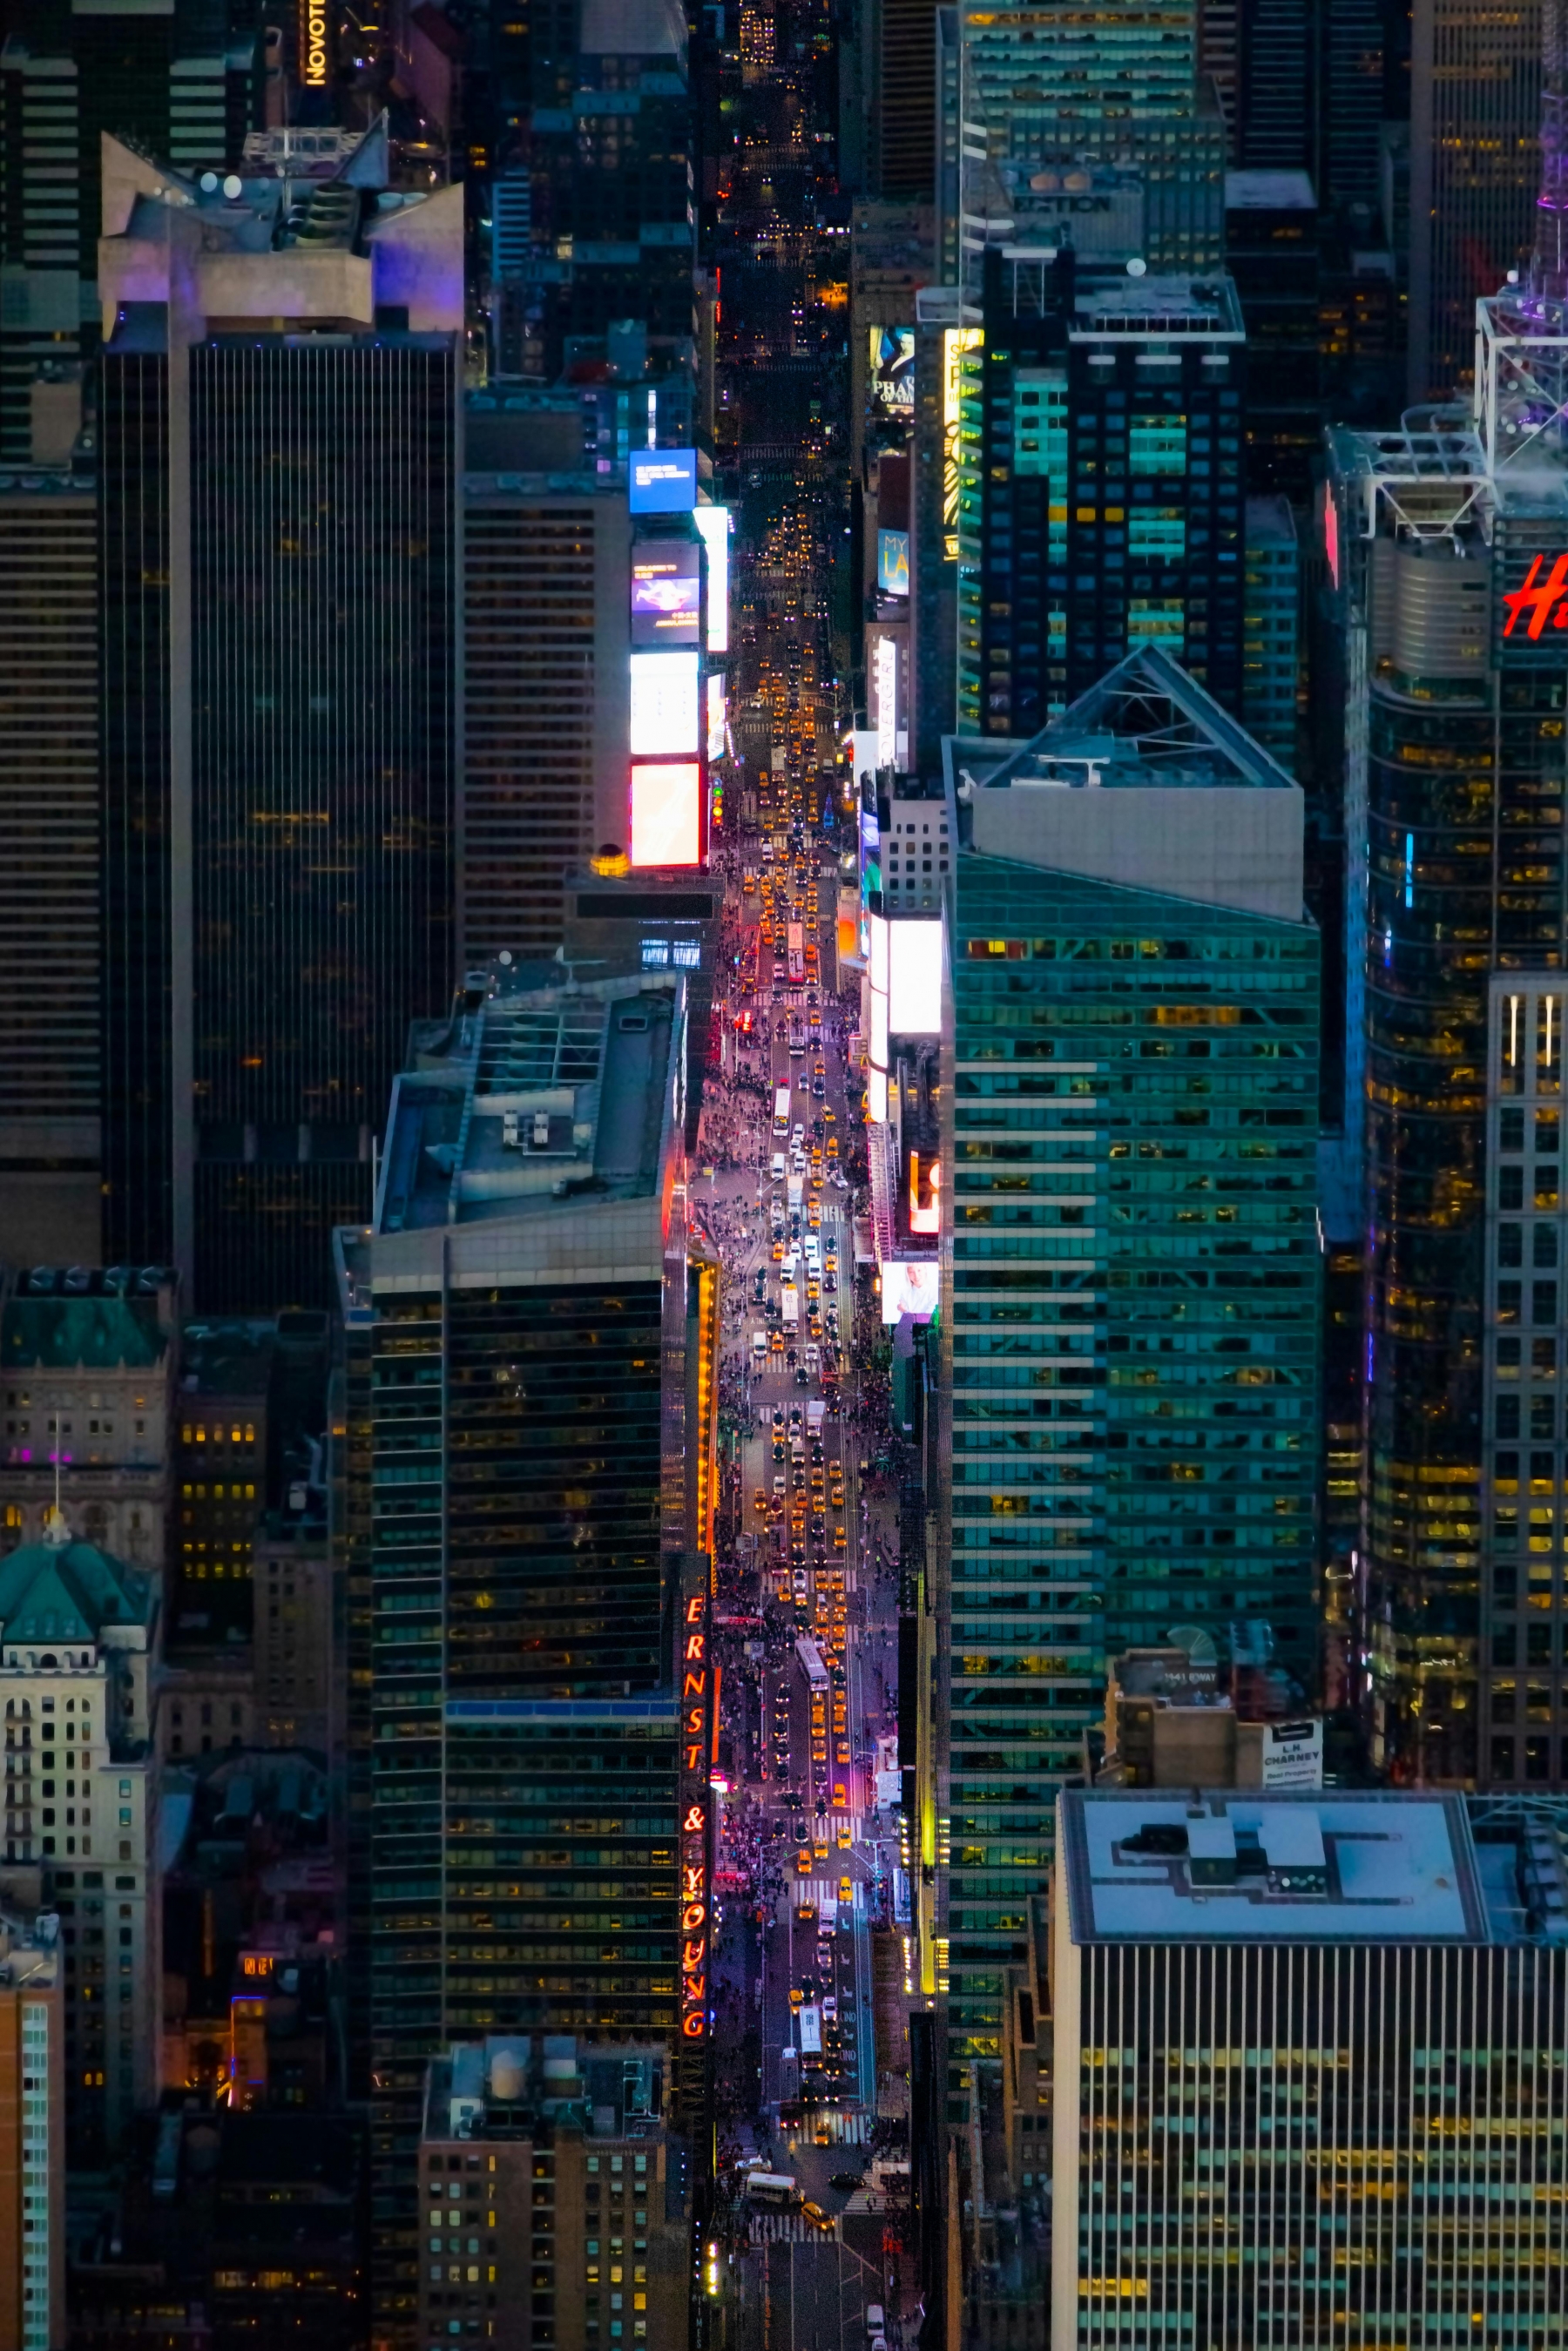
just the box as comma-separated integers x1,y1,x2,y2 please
679,1592,710,2042
1503,553,1568,639
298,0,329,86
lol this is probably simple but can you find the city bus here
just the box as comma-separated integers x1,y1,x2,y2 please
787,922,805,983
774,1084,792,1137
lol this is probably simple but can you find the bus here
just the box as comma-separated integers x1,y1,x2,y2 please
788,1016,808,1056
787,922,805,983
774,1084,792,1137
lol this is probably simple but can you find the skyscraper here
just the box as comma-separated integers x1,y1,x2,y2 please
0,1902,64,2351
956,246,1247,735
335,957,718,2340
1326,234,1568,1779
941,646,1320,2067
0,0,260,463
96,137,463,1312
1051,1786,1568,2348
0,467,100,1263
1408,0,1540,398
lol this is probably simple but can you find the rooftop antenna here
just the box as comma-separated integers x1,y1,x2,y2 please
44,1410,68,1547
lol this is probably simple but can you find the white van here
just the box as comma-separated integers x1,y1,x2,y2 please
771,1152,786,1179
754,1332,768,1361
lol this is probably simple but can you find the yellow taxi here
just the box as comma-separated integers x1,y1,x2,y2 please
839,1878,853,1904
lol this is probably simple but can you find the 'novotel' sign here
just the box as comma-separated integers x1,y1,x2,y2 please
300,0,330,88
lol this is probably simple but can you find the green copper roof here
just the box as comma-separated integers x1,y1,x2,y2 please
0,1534,152,1641
1,1297,168,1373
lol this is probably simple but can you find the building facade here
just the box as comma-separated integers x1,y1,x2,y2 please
0,1511,159,2164
336,960,718,2341
957,249,1247,736
95,138,463,1313
941,649,1320,2074
1052,1787,1568,2349
418,2036,693,2351
0,1268,177,1571
0,470,100,1266
0,1902,64,2351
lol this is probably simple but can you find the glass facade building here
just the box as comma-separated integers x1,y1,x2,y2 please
942,649,1320,2071
956,249,1247,735
1328,309,1568,1783
335,962,718,2342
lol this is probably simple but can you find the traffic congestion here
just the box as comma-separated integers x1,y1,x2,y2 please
693,756,913,2349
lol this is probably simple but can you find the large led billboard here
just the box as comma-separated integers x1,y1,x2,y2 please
629,651,700,755
868,326,916,412
706,672,727,761
632,543,701,646
881,1259,938,1324
877,528,909,598
631,763,701,868
630,448,698,513
693,504,731,652
889,916,943,1037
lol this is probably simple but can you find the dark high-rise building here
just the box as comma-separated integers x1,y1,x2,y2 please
957,246,1247,737
335,959,719,2341
0,0,260,463
96,138,463,1312
1224,169,1321,501
483,0,697,384
0,467,102,1263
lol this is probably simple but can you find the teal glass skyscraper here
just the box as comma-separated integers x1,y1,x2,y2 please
940,648,1321,2065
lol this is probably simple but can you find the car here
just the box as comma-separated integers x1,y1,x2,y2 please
840,1877,853,1902
796,1850,813,1875
753,1491,768,1515
773,1476,786,1496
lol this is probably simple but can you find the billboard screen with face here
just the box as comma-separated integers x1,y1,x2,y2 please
881,1259,938,1323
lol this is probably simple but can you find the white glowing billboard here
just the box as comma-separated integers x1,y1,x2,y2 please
629,651,700,756
889,915,943,1037
882,1259,939,1324
706,672,727,761
693,503,731,652
874,635,897,769
631,763,701,868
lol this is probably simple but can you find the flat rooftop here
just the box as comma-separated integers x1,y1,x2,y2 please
374,963,683,1235
1060,1789,1568,1946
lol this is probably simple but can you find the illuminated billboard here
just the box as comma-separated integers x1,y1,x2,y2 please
868,326,916,412
629,651,700,755
631,763,701,868
889,916,943,1037
693,504,731,652
873,636,897,769
632,543,701,647
877,529,909,598
629,448,697,513
706,672,727,761
881,1259,938,1324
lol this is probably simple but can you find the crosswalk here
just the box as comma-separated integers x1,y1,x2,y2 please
791,1875,862,1913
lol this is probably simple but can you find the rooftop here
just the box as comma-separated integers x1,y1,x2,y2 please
0,1514,154,1644
1225,168,1316,212
425,2035,669,2143
963,645,1295,797
373,963,685,1235
1059,1790,1568,1946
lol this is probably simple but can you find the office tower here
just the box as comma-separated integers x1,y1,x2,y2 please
0,0,259,463
1240,495,1297,769
1481,975,1568,1787
1325,214,1568,1777
950,0,1226,295
1408,0,1540,398
941,646,1319,2064
1236,0,1312,169
0,1509,159,2163
847,0,940,199
96,137,462,1314
168,1318,272,1646
0,1265,178,1571
335,959,718,2338
417,2036,693,2351
0,468,101,1265
462,470,632,966
1051,1787,1568,2347
956,246,1247,737
0,1903,64,2351
1224,172,1320,500
486,0,696,386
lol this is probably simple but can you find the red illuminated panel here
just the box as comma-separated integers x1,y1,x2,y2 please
631,762,701,867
